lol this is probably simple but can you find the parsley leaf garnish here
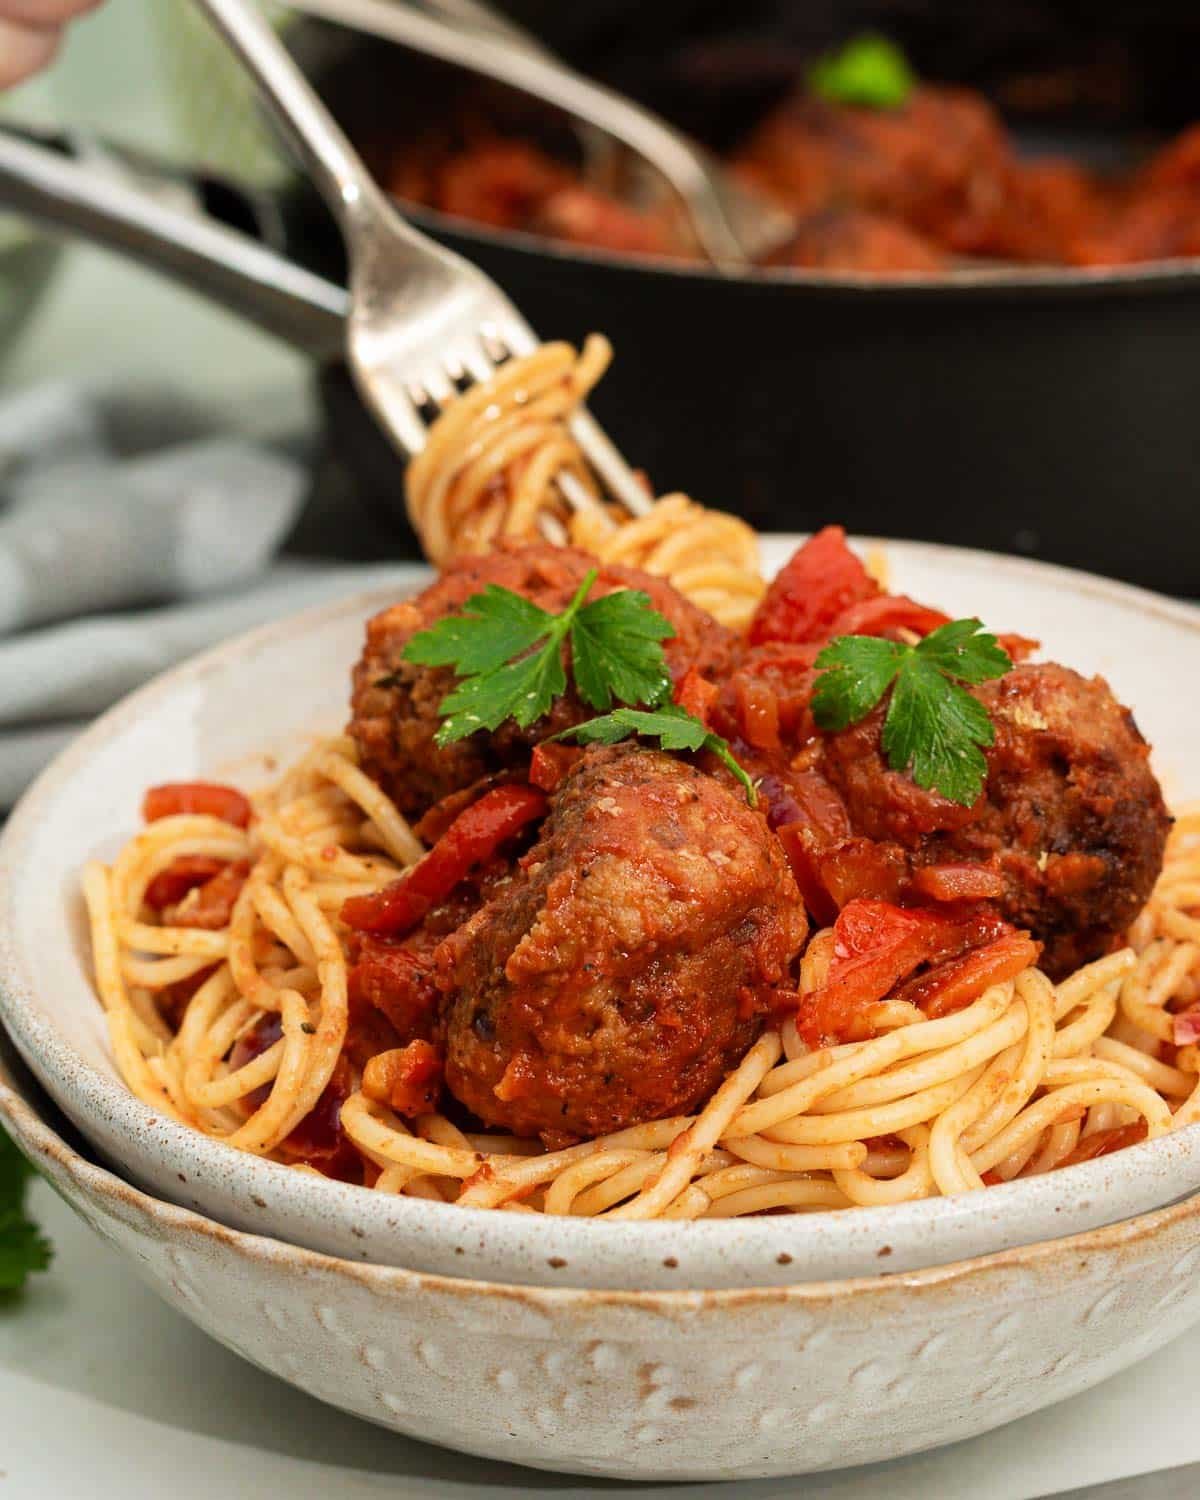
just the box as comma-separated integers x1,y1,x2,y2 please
808,636,908,731
811,618,1012,806
568,589,676,711
404,568,675,746
406,574,758,802
553,705,758,807
808,34,916,110
909,616,1015,683
0,1126,52,1294
404,584,554,678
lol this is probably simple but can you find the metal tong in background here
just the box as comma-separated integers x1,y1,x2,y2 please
0,125,347,359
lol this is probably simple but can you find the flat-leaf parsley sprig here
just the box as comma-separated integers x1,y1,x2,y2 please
403,568,675,746
811,617,1012,806
552,705,757,805
403,572,758,802
808,34,916,111
0,1125,52,1294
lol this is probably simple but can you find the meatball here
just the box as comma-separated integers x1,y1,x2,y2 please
349,543,736,817
432,140,572,232
821,664,1170,974
733,86,1013,256
437,744,808,1141
532,184,675,257
387,139,675,254
770,208,946,274
1000,159,1108,264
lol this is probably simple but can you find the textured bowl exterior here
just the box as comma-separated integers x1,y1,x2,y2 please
4,539,1200,1290
4,1047,1200,1481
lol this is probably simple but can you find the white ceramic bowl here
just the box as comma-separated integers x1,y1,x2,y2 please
4,1032,1200,1482
3,538,1200,1290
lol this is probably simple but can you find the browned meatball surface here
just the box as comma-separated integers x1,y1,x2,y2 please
821,663,1171,975
770,208,947,274
733,86,1013,255
436,743,808,1141
348,544,737,818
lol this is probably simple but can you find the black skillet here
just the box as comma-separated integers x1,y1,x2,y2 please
281,12,1200,597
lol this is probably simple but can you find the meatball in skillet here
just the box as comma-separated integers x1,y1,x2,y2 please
770,208,946,274
733,86,1013,255
818,663,1171,975
348,544,736,818
437,743,808,1142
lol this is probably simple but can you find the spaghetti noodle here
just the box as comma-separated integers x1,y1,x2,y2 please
404,335,765,628
83,742,1200,1220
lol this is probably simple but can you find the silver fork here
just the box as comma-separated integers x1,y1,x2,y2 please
191,0,652,520
411,0,621,182
281,0,795,268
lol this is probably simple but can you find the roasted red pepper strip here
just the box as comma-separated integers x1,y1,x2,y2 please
167,860,251,932
362,1040,445,1118
348,937,440,1041
998,633,1039,664
776,827,907,929
734,673,781,752
749,527,955,649
674,666,719,726
826,593,951,640
529,742,582,794
797,899,1031,1044
143,781,253,829
144,855,228,911
798,900,953,1044
910,863,1008,903
749,525,879,646
905,931,1041,1019
342,784,548,937
1057,1120,1148,1167
776,824,840,929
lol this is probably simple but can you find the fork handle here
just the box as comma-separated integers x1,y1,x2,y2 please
191,0,399,243
417,0,544,52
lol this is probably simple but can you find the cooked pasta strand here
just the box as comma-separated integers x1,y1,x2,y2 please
85,743,1200,1219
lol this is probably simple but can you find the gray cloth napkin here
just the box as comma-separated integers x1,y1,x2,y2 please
0,381,419,808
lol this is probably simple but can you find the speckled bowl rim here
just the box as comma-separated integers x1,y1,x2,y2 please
3,535,1200,1291
6,1030,1200,1310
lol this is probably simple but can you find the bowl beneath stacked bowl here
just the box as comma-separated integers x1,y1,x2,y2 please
3,1026,1200,1481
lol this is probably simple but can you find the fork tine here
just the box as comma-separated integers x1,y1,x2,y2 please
420,365,456,410
568,410,654,517
438,351,468,385
538,512,570,546
489,319,539,361
456,336,497,387
556,469,610,518
354,371,429,457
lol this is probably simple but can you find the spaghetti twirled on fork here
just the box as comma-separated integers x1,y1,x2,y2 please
405,335,765,628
